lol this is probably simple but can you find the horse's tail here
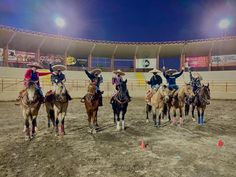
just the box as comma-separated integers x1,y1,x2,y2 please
163,104,168,116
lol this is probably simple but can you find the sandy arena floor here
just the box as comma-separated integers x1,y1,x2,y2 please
0,98,235,177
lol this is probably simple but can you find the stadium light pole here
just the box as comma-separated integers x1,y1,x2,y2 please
218,18,231,37
55,17,65,35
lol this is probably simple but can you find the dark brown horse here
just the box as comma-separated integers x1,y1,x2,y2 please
194,84,210,125
81,83,100,133
19,81,42,140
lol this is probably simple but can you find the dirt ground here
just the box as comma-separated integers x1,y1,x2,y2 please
0,98,235,177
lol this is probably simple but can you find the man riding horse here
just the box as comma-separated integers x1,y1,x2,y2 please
83,67,103,106
110,69,131,104
49,64,72,100
163,66,185,103
145,68,162,104
189,69,209,105
17,62,52,103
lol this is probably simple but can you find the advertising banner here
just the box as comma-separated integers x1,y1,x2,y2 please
8,50,17,61
136,58,156,69
66,56,88,67
0,48,3,61
185,56,209,68
211,55,236,66
15,51,36,63
39,54,65,67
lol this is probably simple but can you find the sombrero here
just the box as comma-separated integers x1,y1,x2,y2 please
165,69,178,75
91,68,102,74
27,62,43,69
192,73,203,80
52,65,67,71
148,68,161,73
113,69,125,76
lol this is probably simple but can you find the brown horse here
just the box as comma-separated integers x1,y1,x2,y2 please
81,83,100,134
19,81,42,140
195,84,211,125
167,84,194,126
45,82,69,136
149,85,169,127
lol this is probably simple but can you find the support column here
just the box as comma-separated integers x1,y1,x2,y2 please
88,54,92,70
111,45,117,71
3,46,8,66
208,51,212,71
133,55,137,72
35,48,40,62
156,46,162,69
64,51,67,65
180,53,185,70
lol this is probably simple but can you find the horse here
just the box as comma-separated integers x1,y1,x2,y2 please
167,83,194,126
111,80,129,130
81,83,100,134
45,82,69,136
148,85,169,127
19,81,42,140
194,84,211,125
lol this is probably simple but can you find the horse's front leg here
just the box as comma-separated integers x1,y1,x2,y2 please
192,105,196,121
31,117,37,138
24,116,30,140
60,112,66,135
54,109,60,136
200,108,205,125
146,104,151,123
116,111,121,131
185,103,189,117
179,107,184,126
152,108,157,127
91,111,97,133
121,109,127,130
157,108,163,128
171,107,177,125
167,105,171,122
113,110,116,126
197,107,201,125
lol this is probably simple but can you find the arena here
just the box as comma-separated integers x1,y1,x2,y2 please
0,24,236,177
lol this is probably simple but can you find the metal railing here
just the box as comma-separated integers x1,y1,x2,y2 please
0,77,236,94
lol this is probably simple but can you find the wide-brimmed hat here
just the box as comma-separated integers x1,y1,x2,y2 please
52,65,67,71
192,73,203,80
91,68,102,75
165,69,178,75
27,62,43,69
148,68,161,73
113,69,125,76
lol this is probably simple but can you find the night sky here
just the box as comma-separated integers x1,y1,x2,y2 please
0,0,235,42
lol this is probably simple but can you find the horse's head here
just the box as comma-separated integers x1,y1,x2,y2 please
26,80,37,102
159,84,169,103
119,79,128,94
183,83,194,98
54,81,66,95
87,83,96,94
201,83,211,99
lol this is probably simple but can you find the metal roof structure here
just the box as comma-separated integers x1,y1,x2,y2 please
0,25,236,59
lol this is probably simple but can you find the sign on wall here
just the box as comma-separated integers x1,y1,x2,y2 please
136,58,156,69
185,56,209,68
15,51,36,63
66,56,88,67
39,54,65,67
211,55,236,66
0,48,3,61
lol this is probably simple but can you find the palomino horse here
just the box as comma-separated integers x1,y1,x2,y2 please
194,84,210,125
45,82,69,135
149,85,169,127
81,83,100,134
167,84,194,126
19,81,42,140
111,80,129,130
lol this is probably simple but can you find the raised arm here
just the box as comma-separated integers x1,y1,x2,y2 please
85,70,94,81
38,72,52,76
49,64,54,72
173,69,183,78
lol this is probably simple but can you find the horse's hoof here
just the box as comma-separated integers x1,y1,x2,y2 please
146,119,150,123
25,136,30,141
192,118,196,122
116,127,121,131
